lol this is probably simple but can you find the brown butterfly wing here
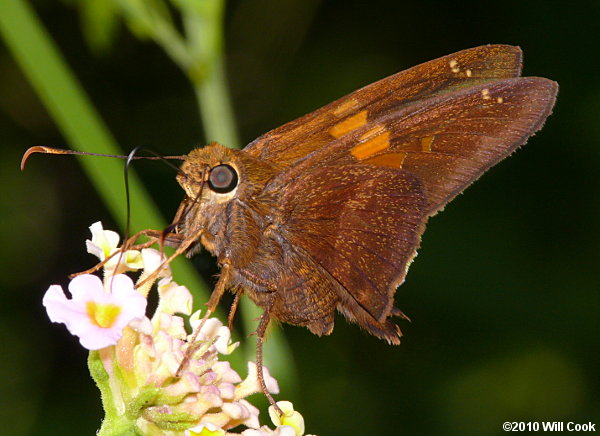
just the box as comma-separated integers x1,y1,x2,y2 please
277,77,558,214
269,77,556,339
248,46,557,342
244,44,523,167
279,165,428,343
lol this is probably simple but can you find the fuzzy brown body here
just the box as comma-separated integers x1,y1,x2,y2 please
177,144,425,342
173,45,557,344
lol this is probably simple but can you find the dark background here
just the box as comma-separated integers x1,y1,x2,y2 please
1,1,599,435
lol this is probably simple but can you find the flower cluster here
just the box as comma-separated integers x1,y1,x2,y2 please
43,222,312,436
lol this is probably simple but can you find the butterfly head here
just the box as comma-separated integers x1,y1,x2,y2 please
178,142,281,205
177,142,241,206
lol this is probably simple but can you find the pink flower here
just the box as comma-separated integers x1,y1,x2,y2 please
43,274,147,350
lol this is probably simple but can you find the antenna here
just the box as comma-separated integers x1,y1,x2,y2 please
21,146,185,170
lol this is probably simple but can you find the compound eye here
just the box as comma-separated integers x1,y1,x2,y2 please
208,164,238,193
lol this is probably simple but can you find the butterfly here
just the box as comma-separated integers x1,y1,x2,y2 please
172,43,556,340
24,44,557,408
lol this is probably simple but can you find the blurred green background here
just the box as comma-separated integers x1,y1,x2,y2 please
1,1,598,435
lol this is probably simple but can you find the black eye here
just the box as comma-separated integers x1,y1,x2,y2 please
208,164,238,193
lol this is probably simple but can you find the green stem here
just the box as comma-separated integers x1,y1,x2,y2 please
89,351,118,420
115,0,192,69
89,351,137,436
193,55,240,147
97,415,138,436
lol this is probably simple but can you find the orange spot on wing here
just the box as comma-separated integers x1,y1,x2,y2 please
363,152,407,168
351,130,391,160
329,110,368,138
421,135,434,152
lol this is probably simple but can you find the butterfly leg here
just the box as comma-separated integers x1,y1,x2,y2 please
228,292,241,331
169,196,190,227
135,227,203,289
69,228,165,278
255,296,283,416
391,306,411,322
176,261,231,377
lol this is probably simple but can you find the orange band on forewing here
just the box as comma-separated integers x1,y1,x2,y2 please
329,110,368,138
363,152,407,168
421,135,434,153
351,130,391,160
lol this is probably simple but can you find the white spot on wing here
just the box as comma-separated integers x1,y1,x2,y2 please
449,59,460,73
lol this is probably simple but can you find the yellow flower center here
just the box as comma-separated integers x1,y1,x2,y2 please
86,301,122,328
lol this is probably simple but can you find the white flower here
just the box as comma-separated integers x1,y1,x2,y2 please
235,362,279,400
241,402,308,436
189,311,240,355
43,274,147,350
86,221,143,273
269,402,305,436
141,248,171,277
154,278,194,317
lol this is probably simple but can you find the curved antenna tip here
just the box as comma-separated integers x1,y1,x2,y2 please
21,146,70,170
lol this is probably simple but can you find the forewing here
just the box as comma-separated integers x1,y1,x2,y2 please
274,77,557,214
244,45,523,167
280,165,427,324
